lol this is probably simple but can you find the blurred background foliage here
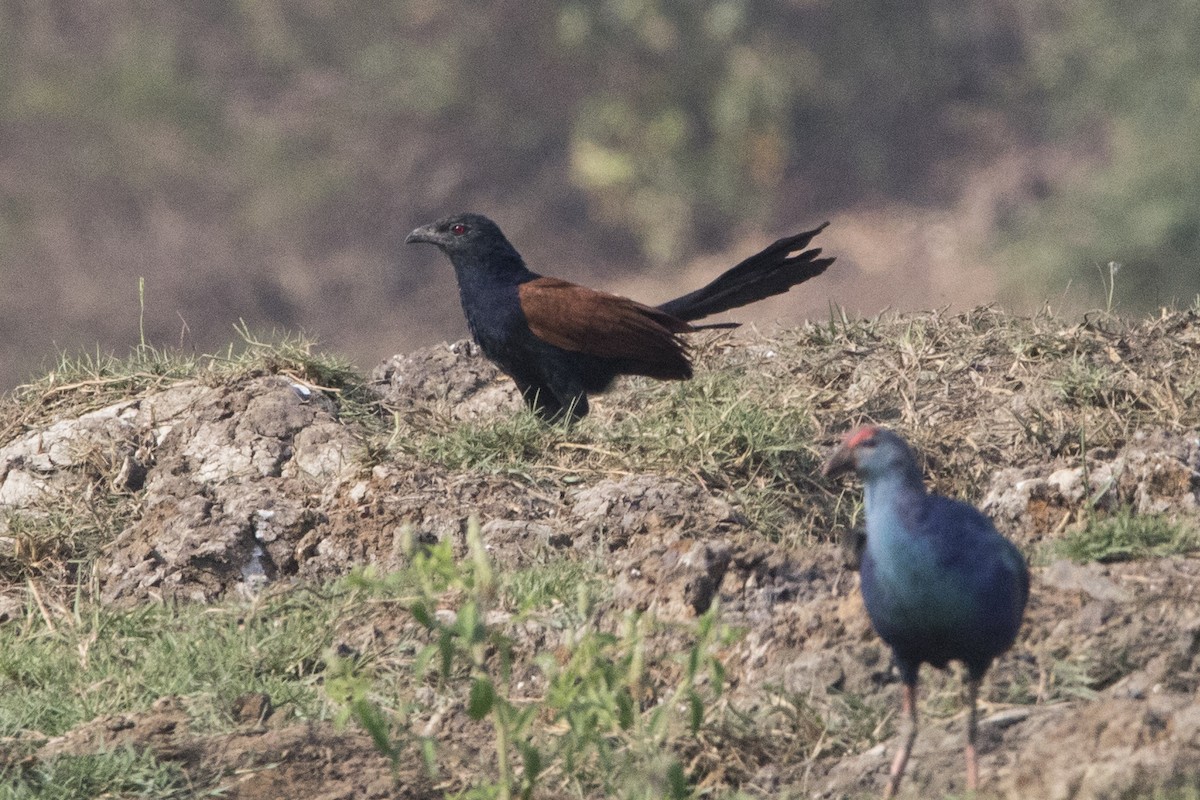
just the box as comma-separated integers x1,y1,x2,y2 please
992,0,1200,307
0,0,1196,387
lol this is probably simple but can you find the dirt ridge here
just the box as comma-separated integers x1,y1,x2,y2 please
2,311,1199,798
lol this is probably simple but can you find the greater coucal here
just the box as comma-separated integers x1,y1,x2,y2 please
406,213,834,422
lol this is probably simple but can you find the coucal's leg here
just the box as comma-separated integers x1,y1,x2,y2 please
884,681,918,799
514,379,564,422
511,349,592,423
515,380,587,423
965,676,980,792
543,373,588,423
560,393,588,422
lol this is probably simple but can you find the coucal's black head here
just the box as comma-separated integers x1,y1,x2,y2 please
406,213,534,288
406,213,513,257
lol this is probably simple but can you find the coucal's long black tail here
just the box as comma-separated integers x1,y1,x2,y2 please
656,222,834,324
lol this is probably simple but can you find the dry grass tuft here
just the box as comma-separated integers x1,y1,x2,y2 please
393,304,1200,545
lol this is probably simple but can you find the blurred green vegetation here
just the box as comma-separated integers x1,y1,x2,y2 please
0,0,1195,388
0,1,1025,262
557,0,1027,258
994,0,1200,307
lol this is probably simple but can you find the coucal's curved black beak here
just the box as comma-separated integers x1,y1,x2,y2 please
405,224,440,245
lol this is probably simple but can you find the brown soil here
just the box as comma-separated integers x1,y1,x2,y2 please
2,312,1200,798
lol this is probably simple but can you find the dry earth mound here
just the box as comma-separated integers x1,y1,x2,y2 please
2,308,1199,798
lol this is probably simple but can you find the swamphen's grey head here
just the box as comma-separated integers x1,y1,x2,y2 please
821,425,920,482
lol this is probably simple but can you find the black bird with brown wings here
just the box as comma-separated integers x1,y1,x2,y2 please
406,213,834,422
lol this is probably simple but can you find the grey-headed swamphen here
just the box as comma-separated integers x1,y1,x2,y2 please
823,425,1029,797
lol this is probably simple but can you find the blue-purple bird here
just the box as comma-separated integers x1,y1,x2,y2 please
822,425,1029,797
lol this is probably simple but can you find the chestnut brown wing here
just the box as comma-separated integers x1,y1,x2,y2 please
518,277,694,380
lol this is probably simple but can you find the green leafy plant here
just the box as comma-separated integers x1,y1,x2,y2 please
329,519,730,800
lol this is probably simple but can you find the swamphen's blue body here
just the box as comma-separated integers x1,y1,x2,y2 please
823,425,1029,797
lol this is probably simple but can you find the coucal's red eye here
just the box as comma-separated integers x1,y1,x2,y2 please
451,223,467,235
